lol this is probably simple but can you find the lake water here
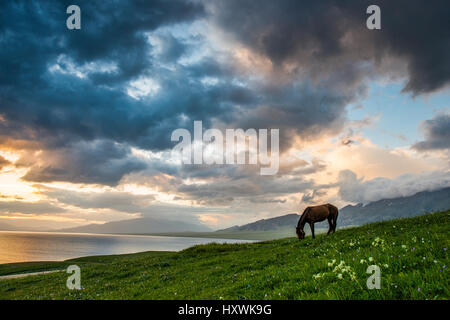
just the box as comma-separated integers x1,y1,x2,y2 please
0,231,253,264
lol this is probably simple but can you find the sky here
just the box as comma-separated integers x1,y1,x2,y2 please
0,0,449,231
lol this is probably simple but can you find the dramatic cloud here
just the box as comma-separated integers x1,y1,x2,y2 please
177,172,313,206
0,1,448,229
18,140,147,186
0,0,204,86
0,0,207,152
208,0,450,94
413,113,450,151
337,169,450,204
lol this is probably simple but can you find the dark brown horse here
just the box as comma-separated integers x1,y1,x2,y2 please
296,204,338,240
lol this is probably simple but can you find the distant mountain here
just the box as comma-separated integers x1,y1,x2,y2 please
218,213,299,232
217,187,450,232
338,187,450,226
58,216,211,234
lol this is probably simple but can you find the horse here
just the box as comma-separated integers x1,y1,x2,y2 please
296,204,338,240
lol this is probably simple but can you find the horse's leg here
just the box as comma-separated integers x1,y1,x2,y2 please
327,217,333,235
309,222,315,239
333,214,338,233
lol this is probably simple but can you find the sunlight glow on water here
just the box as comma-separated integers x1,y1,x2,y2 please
0,231,253,264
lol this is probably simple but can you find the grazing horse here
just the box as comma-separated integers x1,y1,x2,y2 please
296,204,338,240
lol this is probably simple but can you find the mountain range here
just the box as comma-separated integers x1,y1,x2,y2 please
338,187,450,227
1,187,448,235
57,216,211,234
219,187,450,232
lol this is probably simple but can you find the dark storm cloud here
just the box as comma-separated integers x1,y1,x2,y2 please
156,32,188,63
1,0,447,188
0,0,204,87
413,113,450,151
177,174,313,206
19,140,147,186
115,155,323,206
1,0,364,158
1,44,257,156
228,81,362,151
0,0,207,151
209,0,450,95
0,0,262,186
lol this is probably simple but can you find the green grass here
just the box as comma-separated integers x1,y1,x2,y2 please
144,226,313,241
0,251,172,277
143,224,338,240
0,211,448,300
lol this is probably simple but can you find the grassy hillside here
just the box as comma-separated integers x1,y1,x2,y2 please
0,211,448,300
218,213,300,232
147,226,297,240
147,226,332,240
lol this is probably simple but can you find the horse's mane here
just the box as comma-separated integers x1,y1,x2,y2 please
297,207,310,228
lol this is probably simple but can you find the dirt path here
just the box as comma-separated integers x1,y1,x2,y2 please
0,270,62,280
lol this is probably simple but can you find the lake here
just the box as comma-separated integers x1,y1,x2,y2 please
0,231,253,264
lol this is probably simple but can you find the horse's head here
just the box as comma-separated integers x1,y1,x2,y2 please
296,227,305,241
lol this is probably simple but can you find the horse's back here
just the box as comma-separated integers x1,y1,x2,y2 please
307,204,330,222
311,204,338,219
301,204,339,221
